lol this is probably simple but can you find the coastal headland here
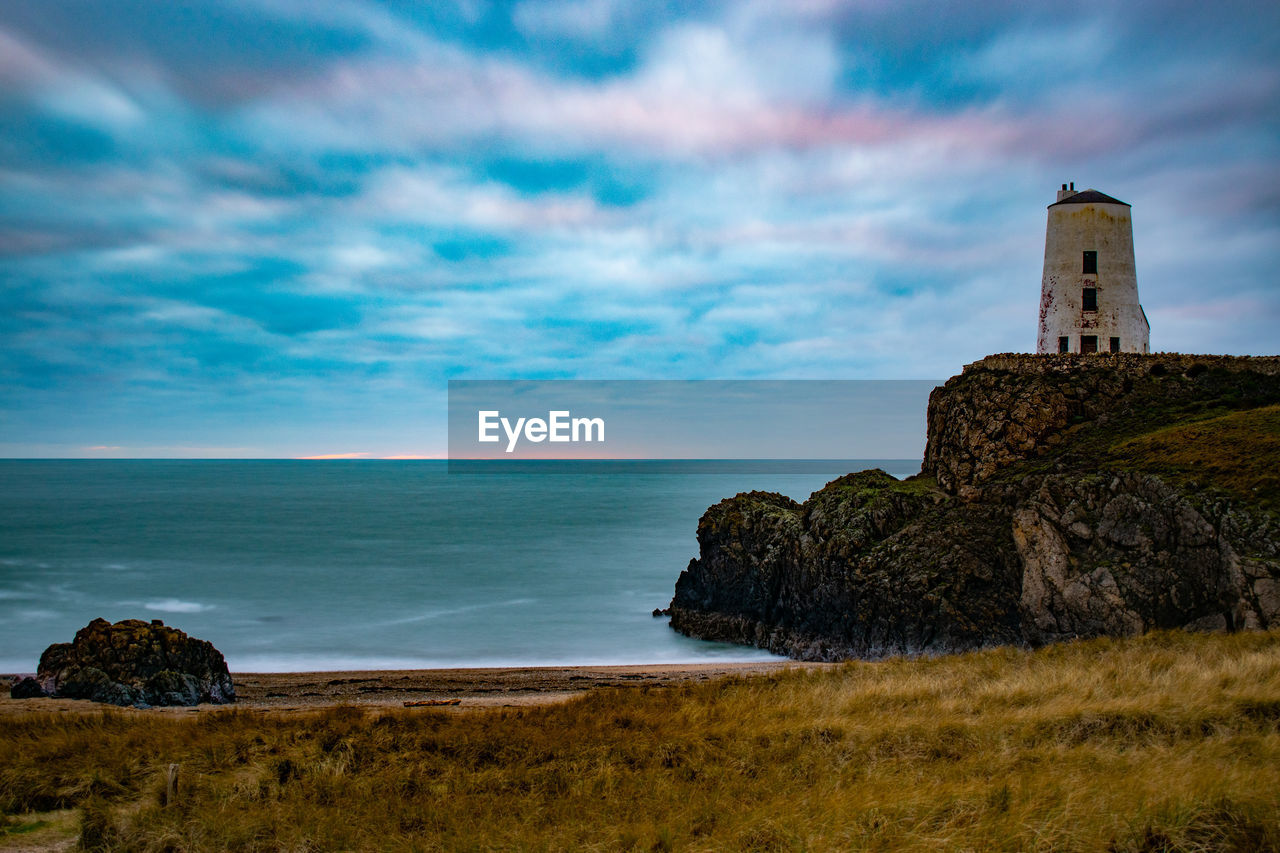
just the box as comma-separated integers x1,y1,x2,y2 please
671,353,1280,659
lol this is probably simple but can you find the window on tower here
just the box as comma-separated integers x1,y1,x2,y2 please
1110,337,1120,353
1082,288,1098,311
1081,336,1098,354
1058,336,1069,353
1083,251,1097,274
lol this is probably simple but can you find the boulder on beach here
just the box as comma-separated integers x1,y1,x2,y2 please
26,617,236,708
9,676,46,699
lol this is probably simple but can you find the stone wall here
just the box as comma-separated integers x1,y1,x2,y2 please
968,353,1280,377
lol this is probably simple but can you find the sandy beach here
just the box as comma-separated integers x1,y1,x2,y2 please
1,660,832,716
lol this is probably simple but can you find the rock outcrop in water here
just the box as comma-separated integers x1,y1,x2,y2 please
12,618,236,707
670,354,1280,660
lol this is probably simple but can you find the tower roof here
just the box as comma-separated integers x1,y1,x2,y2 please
1048,189,1130,208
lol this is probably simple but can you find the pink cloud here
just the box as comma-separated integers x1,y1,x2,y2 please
235,25,1029,160
0,25,65,88
296,451,371,459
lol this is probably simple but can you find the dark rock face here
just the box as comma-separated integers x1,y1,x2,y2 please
671,472,1025,659
1015,473,1241,641
671,354,1280,660
31,618,235,707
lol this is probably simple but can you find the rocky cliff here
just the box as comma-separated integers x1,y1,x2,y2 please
670,354,1280,660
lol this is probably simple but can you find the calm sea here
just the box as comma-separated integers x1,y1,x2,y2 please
0,460,918,673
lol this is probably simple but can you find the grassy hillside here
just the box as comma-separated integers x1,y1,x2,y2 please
963,361,1280,499
3,630,1279,852
1108,404,1280,510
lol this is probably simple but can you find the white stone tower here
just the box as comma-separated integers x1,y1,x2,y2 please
1037,183,1149,354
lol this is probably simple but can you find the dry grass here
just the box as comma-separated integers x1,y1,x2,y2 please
3,630,1278,851
1108,404,1280,509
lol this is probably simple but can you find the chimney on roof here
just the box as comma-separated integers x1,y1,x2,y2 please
1056,182,1077,202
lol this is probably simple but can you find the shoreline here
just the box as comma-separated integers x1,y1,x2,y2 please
2,660,833,716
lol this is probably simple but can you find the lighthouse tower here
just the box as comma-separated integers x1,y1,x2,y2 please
1037,184,1149,354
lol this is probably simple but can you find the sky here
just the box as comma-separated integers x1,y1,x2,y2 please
1,0,1277,458
447,380,938,459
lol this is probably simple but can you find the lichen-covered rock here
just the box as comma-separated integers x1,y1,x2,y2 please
670,490,803,630
32,618,235,707
671,471,1025,659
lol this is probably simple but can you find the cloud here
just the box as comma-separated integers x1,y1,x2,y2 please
0,1,1276,455
357,164,609,230
0,25,144,130
0,25,61,86
511,0,625,41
